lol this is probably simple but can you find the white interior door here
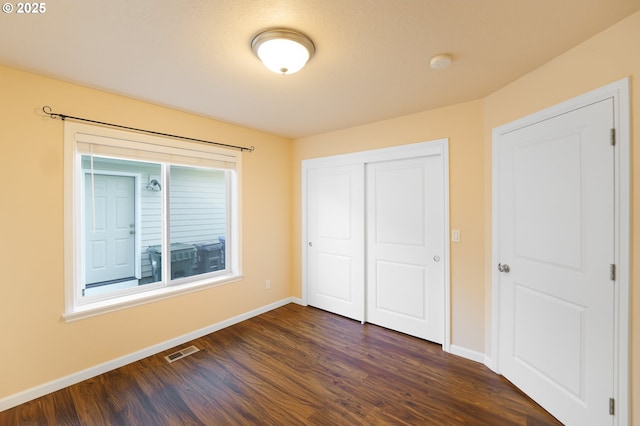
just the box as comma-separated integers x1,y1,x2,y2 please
496,98,615,425
307,165,365,321
366,156,445,343
85,173,136,285
305,140,449,342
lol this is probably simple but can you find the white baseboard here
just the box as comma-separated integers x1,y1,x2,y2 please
290,297,305,306
0,297,296,413
483,355,497,372
449,344,486,365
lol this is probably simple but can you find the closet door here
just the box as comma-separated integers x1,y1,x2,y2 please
307,164,365,321
365,155,445,343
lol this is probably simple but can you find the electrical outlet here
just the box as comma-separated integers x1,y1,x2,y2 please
266,279,271,289
452,229,461,242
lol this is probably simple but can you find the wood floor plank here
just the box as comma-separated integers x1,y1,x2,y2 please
0,304,562,425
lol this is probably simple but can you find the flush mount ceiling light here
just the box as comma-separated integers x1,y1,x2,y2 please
251,28,315,75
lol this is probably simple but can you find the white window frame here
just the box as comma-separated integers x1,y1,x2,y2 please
63,121,243,321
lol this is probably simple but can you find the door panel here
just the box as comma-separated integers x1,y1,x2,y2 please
307,165,365,321
514,133,582,268
85,174,136,285
375,261,426,318
366,156,445,343
497,99,614,425
513,284,585,397
316,253,353,301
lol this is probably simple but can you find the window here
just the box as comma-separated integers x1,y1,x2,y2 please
63,121,242,320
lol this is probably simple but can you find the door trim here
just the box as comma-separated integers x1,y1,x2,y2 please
490,78,630,424
81,170,142,282
302,139,451,351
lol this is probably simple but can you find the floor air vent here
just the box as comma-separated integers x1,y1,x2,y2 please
165,345,200,363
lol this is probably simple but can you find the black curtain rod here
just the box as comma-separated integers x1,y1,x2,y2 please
42,106,254,152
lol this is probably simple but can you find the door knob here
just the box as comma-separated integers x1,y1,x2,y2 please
498,263,510,273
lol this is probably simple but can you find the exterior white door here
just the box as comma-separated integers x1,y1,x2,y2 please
307,165,365,321
84,173,136,285
366,156,445,343
496,98,615,425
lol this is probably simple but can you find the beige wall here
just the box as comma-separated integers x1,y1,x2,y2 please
291,100,486,352
0,65,292,399
483,10,640,419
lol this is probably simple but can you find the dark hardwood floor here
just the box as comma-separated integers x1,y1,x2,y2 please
1,304,562,425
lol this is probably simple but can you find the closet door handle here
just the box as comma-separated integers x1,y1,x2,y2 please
498,263,510,273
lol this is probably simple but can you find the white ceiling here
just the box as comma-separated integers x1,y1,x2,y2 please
1,0,639,138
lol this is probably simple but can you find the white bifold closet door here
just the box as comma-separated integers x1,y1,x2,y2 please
306,144,446,344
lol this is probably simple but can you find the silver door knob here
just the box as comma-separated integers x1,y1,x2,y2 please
498,263,510,273
308,242,313,247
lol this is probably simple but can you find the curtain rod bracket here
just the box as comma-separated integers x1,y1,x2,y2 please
42,106,254,152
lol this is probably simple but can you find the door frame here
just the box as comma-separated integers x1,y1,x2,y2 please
302,139,451,351
490,78,630,424
81,170,142,284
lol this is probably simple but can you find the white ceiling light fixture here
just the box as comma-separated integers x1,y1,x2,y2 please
251,28,315,75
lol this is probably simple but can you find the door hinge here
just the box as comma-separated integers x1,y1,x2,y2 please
610,264,616,281
610,128,616,146
609,397,615,415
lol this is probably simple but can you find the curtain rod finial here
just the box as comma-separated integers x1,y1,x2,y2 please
42,106,63,120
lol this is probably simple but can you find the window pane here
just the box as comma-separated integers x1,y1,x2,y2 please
169,165,227,281
81,156,162,298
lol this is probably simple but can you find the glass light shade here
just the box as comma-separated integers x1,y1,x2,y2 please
251,29,315,75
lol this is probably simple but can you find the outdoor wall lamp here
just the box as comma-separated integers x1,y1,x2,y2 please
145,179,161,191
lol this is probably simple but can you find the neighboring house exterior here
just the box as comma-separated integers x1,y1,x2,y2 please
82,156,227,286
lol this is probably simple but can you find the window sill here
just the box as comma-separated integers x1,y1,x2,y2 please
62,274,243,322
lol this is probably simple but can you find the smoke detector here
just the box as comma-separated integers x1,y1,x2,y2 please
430,54,453,70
